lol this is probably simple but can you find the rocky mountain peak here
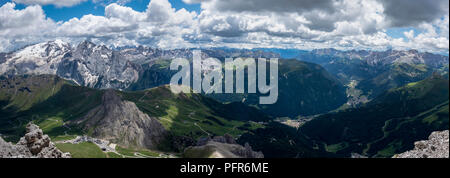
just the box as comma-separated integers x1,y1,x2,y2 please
393,130,449,158
77,40,96,50
19,40,70,58
79,89,167,149
305,48,449,68
0,123,71,158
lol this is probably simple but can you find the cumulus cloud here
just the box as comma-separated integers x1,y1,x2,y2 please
379,0,449,27
181,0,207,4
55,0,198,48
146,0,174,22
406,17,449,51
12,0,87,7
57,14,138,38
93,0,131,6
105,3,146,22
0,2,56,51
0,0,448,54
197,0,385,41
192,0,447,53
200,0,335,14
13,0,134,7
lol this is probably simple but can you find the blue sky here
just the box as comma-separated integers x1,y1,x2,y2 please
385,28,418,41
0,0,448,54
0,0,200,21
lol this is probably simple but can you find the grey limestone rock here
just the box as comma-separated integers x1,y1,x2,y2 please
80,89,167,149
393,130,449,158
0,123,71,158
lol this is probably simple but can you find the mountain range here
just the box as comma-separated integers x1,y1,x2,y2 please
1,40,449,158
297,48,449,104
0,41,349,117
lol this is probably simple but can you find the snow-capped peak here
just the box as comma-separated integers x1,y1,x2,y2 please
0,40,71,75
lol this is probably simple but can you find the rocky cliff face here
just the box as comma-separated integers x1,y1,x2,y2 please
79,89,167,149
393,130,449,158
184,134,264,158
0,41,279,90
0,123,71,158
56,41,141,89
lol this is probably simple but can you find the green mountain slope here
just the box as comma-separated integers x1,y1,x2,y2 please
256,59,347,117
0,75,103,141
120,85,271,139
357,63,434,98
0,75,270,153
237,122,338,158
297,50,449,101
128,59,347,117
298,75,449,157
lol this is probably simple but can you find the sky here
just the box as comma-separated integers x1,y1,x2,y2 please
0,0,448,54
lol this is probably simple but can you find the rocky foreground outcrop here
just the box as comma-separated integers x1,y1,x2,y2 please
184,134,264,158
393,130,449,158
0,123,71,158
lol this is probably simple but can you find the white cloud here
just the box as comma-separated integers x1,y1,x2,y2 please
146,0,174,23
12,0,87,7
57,14,138,38
190,0,448,53
0,2,56,51
12,0,133,7
0,0,448,54
404,30,415,40
55,0,198,49
93,0,131,6
181,0,207,4
105,3,146,22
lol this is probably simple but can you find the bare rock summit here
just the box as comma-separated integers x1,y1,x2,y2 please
393,130,449,158
0,123,71,158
